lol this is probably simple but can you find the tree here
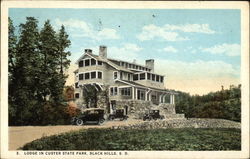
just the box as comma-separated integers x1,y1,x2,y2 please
8,17,72,125
57,25,71,74
8,17,17,125
9,17,41,125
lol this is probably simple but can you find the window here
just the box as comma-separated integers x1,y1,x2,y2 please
91,72,96,79
156,75,159,82
98,72,102,79
129,64,132,68
160,76,163,83
133,65,135,69
91,59,96,65
79,74,84,80
128,74,131,81
137,89,145,100
133,74,138,81
140,73,145,80
136,66,138,69
139,66,142,70
85,72,90,80
121,88,131,96
110,87,118,96
110,88,113,95
120,72,123,80
147,73,151,80
85,59,90,66
98,61,102,65
113,72,118,79
114,87,118,95
75,82,79,88
152,74,155,81
79,61,83,67
75,93,79,98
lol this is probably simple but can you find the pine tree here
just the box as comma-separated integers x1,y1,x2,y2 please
57,25,71,74
8,17,17,125
9,17,41,125
39,20,59,102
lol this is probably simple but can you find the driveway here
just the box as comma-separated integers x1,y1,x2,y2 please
9,119,142,150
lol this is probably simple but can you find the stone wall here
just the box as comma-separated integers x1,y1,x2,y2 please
115,100,151,118
112,118,241,130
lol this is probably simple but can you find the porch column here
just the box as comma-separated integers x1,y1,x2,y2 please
132,87,135,99
135,88,137,100
159,94,163,103
170,94,173,104
146,89,151,101
172,94,175,105
163,94,166,103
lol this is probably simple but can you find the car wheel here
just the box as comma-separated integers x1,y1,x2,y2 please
149,116,153,121
98,118,105,125
76,119,84,126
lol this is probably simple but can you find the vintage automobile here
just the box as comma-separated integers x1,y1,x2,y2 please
108,109,128,121
143,109,165,121
71,108,105,126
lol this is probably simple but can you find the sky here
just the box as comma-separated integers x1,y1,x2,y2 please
9,8,241,95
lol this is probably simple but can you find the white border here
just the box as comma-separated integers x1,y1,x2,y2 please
1,1,249,159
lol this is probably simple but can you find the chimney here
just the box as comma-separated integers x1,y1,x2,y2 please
145,59,154,72
99,45,107,58
85,49,92,54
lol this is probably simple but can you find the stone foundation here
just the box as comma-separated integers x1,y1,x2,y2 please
112,118,241,130
115,100,151,119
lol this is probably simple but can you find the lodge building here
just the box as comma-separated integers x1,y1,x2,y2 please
74,46,177,116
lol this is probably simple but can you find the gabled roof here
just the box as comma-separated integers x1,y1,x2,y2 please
75,53,134,73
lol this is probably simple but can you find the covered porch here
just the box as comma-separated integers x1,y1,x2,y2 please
113,80,176,105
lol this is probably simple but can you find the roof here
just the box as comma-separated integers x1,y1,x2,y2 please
75,52,164,76
75,52,134,73
116,79,178,94
107,57,151,69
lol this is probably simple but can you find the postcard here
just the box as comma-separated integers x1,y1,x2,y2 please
1,1,249,159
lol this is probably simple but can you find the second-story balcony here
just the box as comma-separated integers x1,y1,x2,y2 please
76,70,104,86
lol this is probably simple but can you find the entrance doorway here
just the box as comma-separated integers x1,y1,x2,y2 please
124,105,128,115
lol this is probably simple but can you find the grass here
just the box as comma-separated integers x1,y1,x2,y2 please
21,128,241,151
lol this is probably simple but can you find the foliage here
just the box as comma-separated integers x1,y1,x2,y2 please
8,17,71,126
64,101,81,117
175,85,241,122
21,128,241,150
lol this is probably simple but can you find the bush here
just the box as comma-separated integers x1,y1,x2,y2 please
21,128,241,150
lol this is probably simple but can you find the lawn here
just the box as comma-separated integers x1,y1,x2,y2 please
21,128,241,151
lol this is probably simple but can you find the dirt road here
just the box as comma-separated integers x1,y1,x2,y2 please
9,119,142,150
